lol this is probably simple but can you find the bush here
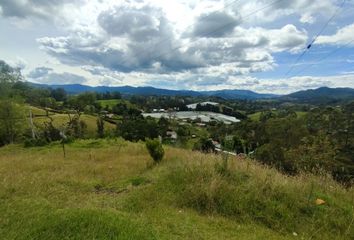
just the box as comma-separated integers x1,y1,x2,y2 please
145,138,164,163
193,138,215,153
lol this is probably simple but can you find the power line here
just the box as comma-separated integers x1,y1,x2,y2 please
152,0,285,64
288,38,354,78
284,0,347,77
310,0,347,47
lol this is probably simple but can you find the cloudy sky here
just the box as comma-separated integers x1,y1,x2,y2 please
1,0,354,94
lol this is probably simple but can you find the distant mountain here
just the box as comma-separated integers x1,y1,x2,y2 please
28,83,278,100
282,87,354,103
202,89,276,99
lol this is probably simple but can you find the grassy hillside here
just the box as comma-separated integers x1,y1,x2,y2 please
97,99,135,110
32,113,116,138
0,140,353,239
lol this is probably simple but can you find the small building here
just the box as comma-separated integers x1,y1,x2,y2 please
166,130,178,141
212,140,222,150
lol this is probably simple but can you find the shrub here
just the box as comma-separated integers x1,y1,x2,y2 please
193,138,215,153
145,138,164,163
96,117,105,138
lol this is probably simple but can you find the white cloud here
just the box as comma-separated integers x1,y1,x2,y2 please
317,23,354,45
230,0,337,25
27,67,88,85
1,0,353,93
0,0,83,20
300,13,315,24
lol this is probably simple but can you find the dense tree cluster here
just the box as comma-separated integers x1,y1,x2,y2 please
216,108,354,183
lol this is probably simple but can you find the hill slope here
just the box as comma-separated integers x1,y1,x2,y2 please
283,87,354,103
28,107,116,138
0,139,352,239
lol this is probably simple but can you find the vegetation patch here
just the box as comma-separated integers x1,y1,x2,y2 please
124,157,354,238
2,207,156,240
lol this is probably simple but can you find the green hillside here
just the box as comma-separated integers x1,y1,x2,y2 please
31,112,116,138
0,139,352,240
97,99,136,110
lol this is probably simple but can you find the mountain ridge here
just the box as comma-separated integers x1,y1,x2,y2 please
281,86,354,103
29,82,354,101
28,82,277,99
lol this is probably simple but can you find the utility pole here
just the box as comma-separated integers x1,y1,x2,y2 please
28,108,36,139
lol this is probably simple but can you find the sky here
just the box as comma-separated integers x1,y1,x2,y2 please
0,0,354,94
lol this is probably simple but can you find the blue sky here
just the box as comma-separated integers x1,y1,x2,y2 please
0,0,354,94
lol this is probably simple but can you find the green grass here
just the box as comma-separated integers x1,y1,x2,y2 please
296,111,307,118
97,99,135,110
28,106,49,116
0,139,353,239
248,112,263,121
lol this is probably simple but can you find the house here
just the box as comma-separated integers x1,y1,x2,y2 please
166,130,178,141
152,108,166,113
212,140,222,150
106,113,114,119
100,111,114,119
196,123,206,127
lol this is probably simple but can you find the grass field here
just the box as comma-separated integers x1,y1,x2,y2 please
29,106,49,116
97,99,135,110
25,106,116,137
0,139,353,239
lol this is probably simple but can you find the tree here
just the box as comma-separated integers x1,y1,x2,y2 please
97,117,105,138
66,116,87,139
51,88,67,102
232,135,244,153
259,110,275,122
158,117,169,137
0,60,21,83
146,138,164,163
117,116,158,142
0,61,25,145
66,92,97,116
0,100,25,145
194,138,215,153
0,60,22,98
